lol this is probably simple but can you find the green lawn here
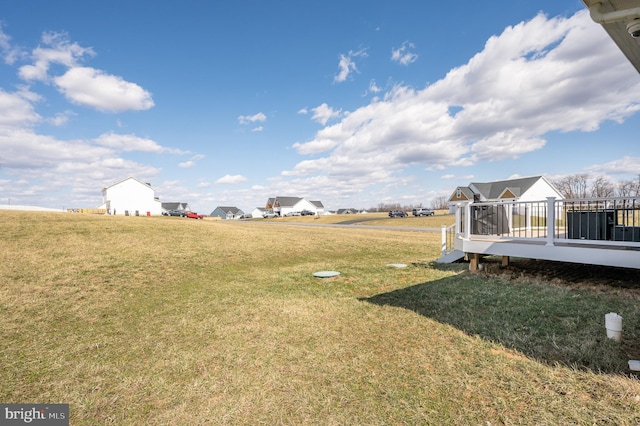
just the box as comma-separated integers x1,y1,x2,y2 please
1,211,639,424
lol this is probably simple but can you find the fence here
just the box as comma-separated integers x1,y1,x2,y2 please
453,196,640,245
67,208,108,214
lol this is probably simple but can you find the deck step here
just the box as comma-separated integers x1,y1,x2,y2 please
436,250,465,264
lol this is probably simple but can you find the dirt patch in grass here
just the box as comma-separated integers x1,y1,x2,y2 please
479,257,640,295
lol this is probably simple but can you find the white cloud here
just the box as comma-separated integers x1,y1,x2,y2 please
288,11,640,191
391,41,418,65
441,174,474,181
0,24,22,65
46,110,76,126
310,103,341,125
93,132,186,154
368,80,382,94
238,112,267,124
9,28,153,114
178,161,195,168
19,31,94,82
584,156,640,177
251,126,264,132
54,67,154,112
0,88,41,129
215,174,247,185
334,49,367,83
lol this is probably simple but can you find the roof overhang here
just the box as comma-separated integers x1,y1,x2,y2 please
582,0,640,72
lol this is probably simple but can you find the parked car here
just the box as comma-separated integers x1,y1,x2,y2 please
239,213,252,219
285,211,301,217
412,208,435,217
184,212,204,219
389,210,407,218
300,210,315,216
163,210,184,217
263,212,279,218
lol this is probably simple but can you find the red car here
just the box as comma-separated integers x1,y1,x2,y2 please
184,212,204,219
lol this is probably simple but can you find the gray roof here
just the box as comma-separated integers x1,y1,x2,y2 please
215,206,242,214
266,196,324,209
162,202,189,210
470,176,543,200
272,196,302,207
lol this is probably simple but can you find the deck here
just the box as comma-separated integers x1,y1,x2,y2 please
439,196,640,270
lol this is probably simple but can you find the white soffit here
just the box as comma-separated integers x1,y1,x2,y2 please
582,0,640,72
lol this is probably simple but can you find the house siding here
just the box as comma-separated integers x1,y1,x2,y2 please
102,177,162,216
518,178,564,202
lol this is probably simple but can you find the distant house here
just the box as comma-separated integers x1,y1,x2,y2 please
337,208,359,215
252,207,267,218
265,196,324,216
98,177,162,216
309,200,325,215
210,206,244,220
161,202,190,214
449,176,563,204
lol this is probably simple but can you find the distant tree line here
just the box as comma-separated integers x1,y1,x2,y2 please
552,174,640,198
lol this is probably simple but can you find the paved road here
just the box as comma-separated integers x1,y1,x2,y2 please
237,218,442,232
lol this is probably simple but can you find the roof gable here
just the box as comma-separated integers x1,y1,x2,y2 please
103,176,153,192
217,206,241,214
449,187,474,202
470,176,543,200
499,188,518,199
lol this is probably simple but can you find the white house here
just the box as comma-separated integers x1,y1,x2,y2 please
265,196,324,216
98,177,162,216
252,207,266,218
448,176,563,204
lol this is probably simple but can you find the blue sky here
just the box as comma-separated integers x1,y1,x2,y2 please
1,0,639,213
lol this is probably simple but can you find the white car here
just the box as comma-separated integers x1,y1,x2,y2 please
412,208,434,217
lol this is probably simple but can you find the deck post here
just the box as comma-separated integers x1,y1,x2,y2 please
463,201,471,240
469,253,480,272
546,197,556,246
441,225,447,256
501,256,510,267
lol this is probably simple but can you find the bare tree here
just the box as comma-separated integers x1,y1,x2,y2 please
590,176,615,198
553,174,589,198
617,179,640,197
430,196,448,210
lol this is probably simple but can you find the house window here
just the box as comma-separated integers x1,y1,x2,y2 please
456,189,461,198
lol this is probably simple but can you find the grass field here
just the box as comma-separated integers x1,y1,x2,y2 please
1,211,639,424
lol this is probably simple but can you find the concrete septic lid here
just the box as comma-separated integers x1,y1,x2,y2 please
313,271,340,278
386,263,408,268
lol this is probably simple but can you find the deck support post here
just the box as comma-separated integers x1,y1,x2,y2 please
546,197,556,246
501,256,510,267
441,225,447,256
469,253,480,272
